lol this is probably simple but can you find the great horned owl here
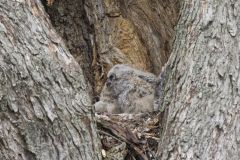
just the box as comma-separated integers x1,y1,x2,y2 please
94,64,158,114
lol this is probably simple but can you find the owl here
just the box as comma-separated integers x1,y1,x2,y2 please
94,64,158,114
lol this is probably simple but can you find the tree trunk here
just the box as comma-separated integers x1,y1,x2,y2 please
157,0,240,159
0,0,100,159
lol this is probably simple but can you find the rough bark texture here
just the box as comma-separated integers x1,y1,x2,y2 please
44,0,95,97
0,0,100,159
44,0,179,97
158,0,240,159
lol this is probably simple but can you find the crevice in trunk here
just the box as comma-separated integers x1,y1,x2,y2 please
40,0,181,102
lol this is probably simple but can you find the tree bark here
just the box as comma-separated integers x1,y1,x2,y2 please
0,0,100,159
44,0,95,97
157,0,240,159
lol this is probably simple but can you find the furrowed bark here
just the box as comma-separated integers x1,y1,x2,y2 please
158,0,240,159
0,0,100,159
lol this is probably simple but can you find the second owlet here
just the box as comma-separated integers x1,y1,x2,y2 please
94,64,158,114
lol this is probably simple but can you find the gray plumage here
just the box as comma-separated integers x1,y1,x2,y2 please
95,64,158,114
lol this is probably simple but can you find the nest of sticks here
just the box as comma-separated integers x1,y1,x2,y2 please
96,112,163,160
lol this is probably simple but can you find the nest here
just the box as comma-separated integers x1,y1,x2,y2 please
96,112,163,160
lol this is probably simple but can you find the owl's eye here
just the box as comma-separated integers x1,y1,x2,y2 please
108,74,116,81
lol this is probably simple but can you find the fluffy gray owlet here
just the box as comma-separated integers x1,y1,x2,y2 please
94,64,158,114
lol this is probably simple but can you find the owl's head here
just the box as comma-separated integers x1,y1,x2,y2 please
106,64,134,87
